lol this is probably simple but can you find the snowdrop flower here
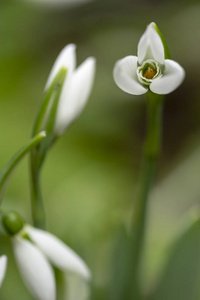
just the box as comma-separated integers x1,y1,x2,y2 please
2,212,90,300
13,225,90,300
45,44,96,136
113,22,185,95
0,255,7,287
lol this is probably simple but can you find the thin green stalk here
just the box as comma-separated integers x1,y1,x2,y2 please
30,164,45,229
30,134,59,229
0,132,46,205
130,91,164,299
30,68,67,229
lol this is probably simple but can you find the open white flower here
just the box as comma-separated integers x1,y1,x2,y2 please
45,44,96,136
113,22,185,95
12,225,90,300
0,255,7,287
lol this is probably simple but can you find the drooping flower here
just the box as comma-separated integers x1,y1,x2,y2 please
12,225,90,300
44,44,96,136
2,210,90,300
113,22,185,95
0,255,7,287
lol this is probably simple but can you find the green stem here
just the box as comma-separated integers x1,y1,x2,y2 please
30,164,45,229
0,132,46,205
30,68,67,229
130,91,164,299
30,135,58,229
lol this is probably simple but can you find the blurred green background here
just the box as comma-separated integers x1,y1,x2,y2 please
0,0,200,299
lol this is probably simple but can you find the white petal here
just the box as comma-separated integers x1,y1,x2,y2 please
138,23,165,65
55,57,96,135
27,226,91,279
0,255,7,287
12,237,56,300
113,56,148,95
137,27,149,64
64,273,90,300
148,24,165,65
45,44,76,90
150,59,185,95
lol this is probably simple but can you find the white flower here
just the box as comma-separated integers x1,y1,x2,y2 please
45,44,96,136
0,255,7,287
113,22,185,95
12,225,90,300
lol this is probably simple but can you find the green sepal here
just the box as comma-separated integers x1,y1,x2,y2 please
0,131,46,203
2,211,24,236
151,22,171,59
150,216,200,300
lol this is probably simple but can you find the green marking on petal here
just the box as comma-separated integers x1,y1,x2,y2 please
21,232,32,242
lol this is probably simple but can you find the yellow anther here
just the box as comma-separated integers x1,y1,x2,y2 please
143,67,156,79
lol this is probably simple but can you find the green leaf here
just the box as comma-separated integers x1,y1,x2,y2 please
109,224,143,300
109,224,133,300
150,217,200,300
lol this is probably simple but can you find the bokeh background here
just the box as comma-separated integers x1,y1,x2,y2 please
0,0,200,299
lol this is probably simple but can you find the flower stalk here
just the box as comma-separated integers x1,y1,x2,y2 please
30,166,45,229
144,91,163,159
30,68,67,228
130,91,163,299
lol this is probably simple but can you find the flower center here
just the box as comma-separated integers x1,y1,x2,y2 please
143,67,157,79
137,59,162,86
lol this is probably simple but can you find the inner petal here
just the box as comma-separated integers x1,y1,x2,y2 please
137,59,162,86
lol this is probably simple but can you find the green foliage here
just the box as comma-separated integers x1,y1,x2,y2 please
150,218,200,300
109,225,134,300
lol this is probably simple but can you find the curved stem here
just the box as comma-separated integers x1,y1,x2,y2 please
0,132,46,206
